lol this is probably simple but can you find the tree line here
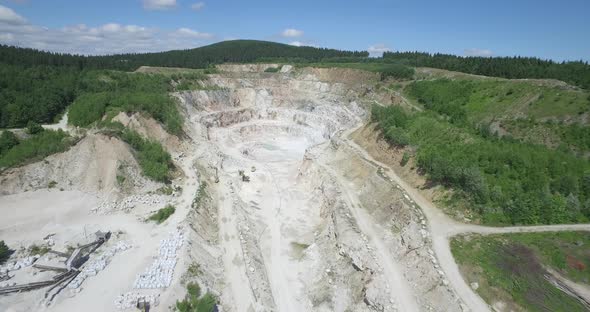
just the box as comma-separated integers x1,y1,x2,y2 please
0,40,368,71
383,51,590,90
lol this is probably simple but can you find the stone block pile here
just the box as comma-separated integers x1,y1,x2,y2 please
0,255,40,274
68,241,132,289
133,230,184,289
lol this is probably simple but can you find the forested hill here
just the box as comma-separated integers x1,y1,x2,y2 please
0,40,368,71
383,51,590,90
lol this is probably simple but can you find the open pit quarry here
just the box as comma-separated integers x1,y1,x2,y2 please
6,64,587,312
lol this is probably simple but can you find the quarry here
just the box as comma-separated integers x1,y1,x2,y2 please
1,64,589,312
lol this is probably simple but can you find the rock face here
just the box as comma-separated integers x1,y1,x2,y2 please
177,65,464,312
0,133,157,196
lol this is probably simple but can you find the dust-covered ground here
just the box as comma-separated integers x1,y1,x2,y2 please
1,65,475,312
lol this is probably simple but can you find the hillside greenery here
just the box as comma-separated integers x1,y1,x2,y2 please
0,129,72,170
69,70,183,135
372,104,590,225
384,51,590,90
451,232,590,311
405,79,590,155
297,62,415,80
0,64,78,128
3,41,588,131
119,129,174,182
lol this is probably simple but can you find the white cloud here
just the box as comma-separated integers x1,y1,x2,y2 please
0,5,26,25
143,0,176,10
367,44,391,57
0,4,216,55
191,2,205,11
0,19,214,55
288,41,317,48
281,28,303,38
174,27,213,39
464,48,493,57
0,33,14,40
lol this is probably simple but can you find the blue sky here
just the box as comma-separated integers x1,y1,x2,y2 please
0,0,588,60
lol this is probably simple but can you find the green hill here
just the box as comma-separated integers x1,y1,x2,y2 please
0,40,368,71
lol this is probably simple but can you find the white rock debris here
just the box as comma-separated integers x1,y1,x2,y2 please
68,241,132,289
115,292,160,310
133,230,184,289
92,194,168,214
0,255,40,274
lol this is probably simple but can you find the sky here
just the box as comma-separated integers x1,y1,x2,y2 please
0,0,588,61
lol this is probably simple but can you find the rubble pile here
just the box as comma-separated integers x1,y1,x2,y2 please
0,255,40,274
114,292,160,310
68,241,132,290
133,230,184,289
92,194,168,214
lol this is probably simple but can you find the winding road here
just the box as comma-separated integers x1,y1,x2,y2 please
339,123,590,312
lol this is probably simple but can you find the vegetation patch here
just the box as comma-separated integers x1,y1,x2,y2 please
119,130,174,182
116,175,126,185
300,62,415,80
28,244,50,256
157,185,174,195
186,262,202,277
264,66,281,73
0,129,72,170
0,131,19,155
451,232,590,311
192,182,209,209
176,282,216,312
148,205,176,224
0,240,11,264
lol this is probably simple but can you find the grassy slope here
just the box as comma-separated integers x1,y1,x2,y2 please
451,232,590,311
403,77,590,154
0,129,73,169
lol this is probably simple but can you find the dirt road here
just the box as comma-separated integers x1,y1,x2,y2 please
339,124,590,312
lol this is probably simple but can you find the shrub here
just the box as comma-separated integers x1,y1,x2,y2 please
380,64,414,81
0,241,11,264
384,126,410,147
27,121,44,134
192,182,208,208
68,92,110,127
176,282,217,312
264,66,281,73
148,205,175,224
401,152,410,166
28,244,50,256
0,131,19,155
